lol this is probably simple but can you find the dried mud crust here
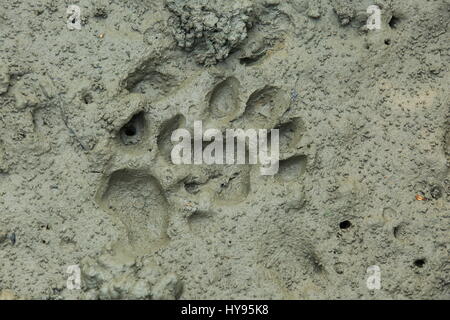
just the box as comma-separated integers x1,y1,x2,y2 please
165,0,255,65
0,0,449,299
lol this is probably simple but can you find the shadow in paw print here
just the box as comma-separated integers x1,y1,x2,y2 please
185,166,251,235
97,169,169,247
214,166,251,204
207,77,241,123
276,117,305,154
120,56,179,101
277,155,307,182
157,114,186,163
119,111,147,146
234,86,290,129
182,165,251,205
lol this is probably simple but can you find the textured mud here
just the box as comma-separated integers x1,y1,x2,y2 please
0,0,449,299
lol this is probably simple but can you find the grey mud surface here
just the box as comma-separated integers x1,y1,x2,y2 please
0,0,449,299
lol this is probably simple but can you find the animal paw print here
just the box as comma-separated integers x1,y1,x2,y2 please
95,69,309,251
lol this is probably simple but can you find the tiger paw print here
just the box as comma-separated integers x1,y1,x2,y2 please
95,64,311,254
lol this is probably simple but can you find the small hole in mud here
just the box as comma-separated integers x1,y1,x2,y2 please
184,181,200,194
389,16,400,29
339,220,352,229
239,55,264,66
414,259,426,268
119,112,146,145
384,39,391,45
124,126,137,137
430,185,442,199
82,92,93,104
393,225,400,238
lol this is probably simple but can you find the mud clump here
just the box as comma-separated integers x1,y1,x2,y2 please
166,0,255,65
331,0,356,25
81,253,182,300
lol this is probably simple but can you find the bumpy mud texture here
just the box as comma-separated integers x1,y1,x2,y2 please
0,0,449,300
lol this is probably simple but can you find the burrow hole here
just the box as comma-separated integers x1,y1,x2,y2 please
119,112,146,145
414,259,426,268
82,92,93,104
339,220,352,230
388,16,400,29
124,125,137,137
